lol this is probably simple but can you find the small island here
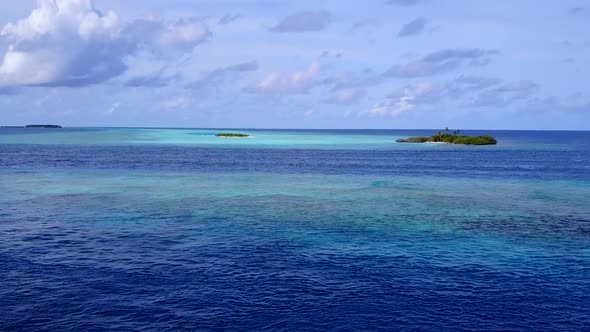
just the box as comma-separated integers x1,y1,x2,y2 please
26,124,62,128
215,133,250,138
396,129,497,145
1,124,63,128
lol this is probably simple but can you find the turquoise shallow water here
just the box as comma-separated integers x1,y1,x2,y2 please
1,127,401,147
1,128,589,331
1,127,587,150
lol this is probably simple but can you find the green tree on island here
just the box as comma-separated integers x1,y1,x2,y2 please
396,128,497,145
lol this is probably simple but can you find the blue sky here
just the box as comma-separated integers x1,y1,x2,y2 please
0,0,588,129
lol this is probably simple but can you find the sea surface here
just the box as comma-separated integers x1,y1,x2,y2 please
1,128,589,331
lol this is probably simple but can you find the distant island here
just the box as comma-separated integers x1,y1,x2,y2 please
0,124,62,128
25,124,62,128
396,129,497,145
215,133,249,138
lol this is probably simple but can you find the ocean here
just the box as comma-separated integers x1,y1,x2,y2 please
1,128,589,331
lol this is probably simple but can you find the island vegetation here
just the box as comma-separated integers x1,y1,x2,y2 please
1,124,62,128
215,133,250,138
396,128,497,145
25,124,62,128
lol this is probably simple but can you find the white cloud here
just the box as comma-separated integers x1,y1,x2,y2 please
364,76,540,117
0,0,209,87
369,98,410,117
124,18,209,56
1,0,119,41
368,97,414,117
246,62,321,94
366,82,441,117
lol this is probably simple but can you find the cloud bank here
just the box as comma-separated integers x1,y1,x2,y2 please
366,75,538,117
384,48,499,78
0,0,209,87
246,62,321,94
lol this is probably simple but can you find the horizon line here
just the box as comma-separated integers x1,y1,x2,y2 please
2,125,589,132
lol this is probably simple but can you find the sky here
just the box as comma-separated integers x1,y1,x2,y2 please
0,0,588,129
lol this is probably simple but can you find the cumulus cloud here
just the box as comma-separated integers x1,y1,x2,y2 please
270,11,330,33
246,62,321,94
384,48,499,78
398,18,427,37
0,0,209,88
0,0,122,87
187,60,258,90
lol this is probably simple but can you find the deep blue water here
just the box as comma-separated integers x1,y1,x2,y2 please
1,128,589,331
